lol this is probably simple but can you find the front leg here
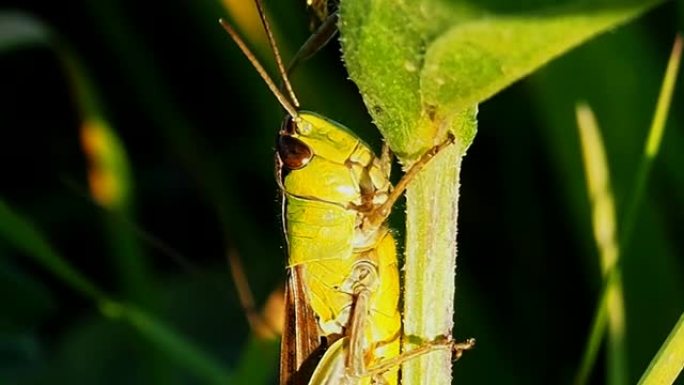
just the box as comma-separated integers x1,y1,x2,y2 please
287,12,339,75
364,134,455,230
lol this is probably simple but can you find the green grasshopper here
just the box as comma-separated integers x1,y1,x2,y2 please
219,2,473,383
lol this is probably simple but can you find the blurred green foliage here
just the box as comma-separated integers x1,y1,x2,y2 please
0,0,682,384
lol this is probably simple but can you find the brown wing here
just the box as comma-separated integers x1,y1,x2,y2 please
280,265,324,385
277,161,324,385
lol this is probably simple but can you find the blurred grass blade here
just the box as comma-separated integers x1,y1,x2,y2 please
59,35,134,220
0,199,106,301
101,303,233,385
29,13,163,381
575,104,626,385
619,34,682,247
80,118,131,209
0,12,255,384
229,335,280,384
0,198,233,384
0,11,50,51
576,105,619,275
1,10,148,301
81,0,274,283
63,53,153,306
574,34,682,385
638,313,684,385
0,11,133,211
220,0,266,48
227,247,283,340
576,289,610,385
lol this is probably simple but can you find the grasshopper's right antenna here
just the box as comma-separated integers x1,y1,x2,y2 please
253,0,300,108
219,18,299,118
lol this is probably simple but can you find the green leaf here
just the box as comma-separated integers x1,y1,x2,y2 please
340,0,663,162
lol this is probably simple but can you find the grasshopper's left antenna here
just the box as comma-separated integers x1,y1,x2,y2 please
219,18,299,118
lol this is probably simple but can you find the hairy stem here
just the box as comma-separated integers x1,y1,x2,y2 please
402,143,463,385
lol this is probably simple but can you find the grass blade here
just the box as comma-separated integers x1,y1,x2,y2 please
0,199,233,384
638,313,684,385
103,303,233,385
619,34,682,247
0,200,106,301
0,11,50,51
575,103,626,385
574,34,682,385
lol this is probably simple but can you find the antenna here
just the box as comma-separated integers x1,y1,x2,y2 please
253,0,300,108
219,18,299,118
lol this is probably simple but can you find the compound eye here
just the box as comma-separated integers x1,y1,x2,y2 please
277,135,312,170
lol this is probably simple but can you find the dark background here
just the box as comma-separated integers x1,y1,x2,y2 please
1,0,682,384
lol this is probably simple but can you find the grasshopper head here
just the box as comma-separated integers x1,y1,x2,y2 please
278,111,365,166
276,112,391,209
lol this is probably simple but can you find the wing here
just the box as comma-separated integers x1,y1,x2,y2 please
280,265,324,385
277,158,323,385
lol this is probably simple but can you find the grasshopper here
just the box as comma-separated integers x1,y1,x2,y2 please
220,2,473,384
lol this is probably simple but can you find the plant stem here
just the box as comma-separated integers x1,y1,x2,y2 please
402,143,462,385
